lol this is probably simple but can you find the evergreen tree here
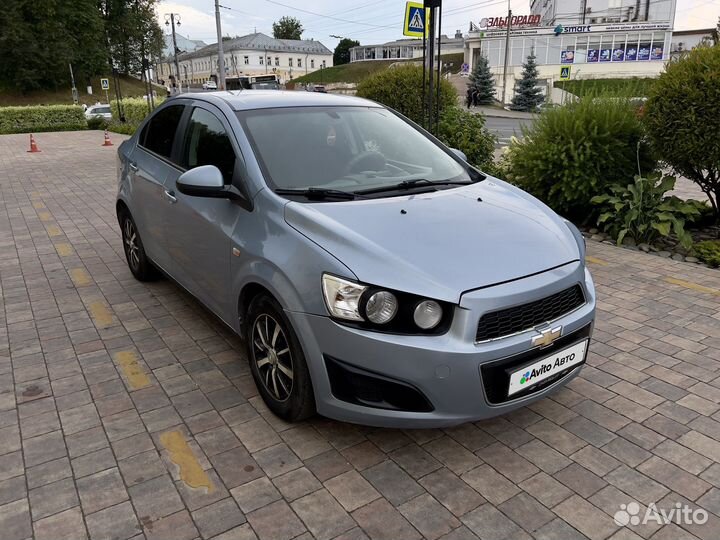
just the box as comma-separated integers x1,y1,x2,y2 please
510,51,544,112
467,54,495,106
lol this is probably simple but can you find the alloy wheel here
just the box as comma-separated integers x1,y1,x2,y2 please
123,218,140,271
252,314,294,402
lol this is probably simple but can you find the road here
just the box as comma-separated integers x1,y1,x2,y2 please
484,115,534,147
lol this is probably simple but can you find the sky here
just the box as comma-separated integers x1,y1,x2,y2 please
155,0,720,50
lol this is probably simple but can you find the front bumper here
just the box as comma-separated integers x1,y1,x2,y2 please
288,262,596,428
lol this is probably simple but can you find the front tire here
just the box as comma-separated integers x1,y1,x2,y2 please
119,211,159,282
246,294,315,422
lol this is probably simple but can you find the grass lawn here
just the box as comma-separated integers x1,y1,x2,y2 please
0,75,164,107
554,77,656,97
291,53,465,85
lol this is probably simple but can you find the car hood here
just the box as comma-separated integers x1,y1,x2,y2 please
284,178,580,303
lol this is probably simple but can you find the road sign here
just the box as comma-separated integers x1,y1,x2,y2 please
100,78,110,90
404,2,430,37
559,66,571,81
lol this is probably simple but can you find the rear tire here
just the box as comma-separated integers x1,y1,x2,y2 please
246,294,315,422
119,211,159,282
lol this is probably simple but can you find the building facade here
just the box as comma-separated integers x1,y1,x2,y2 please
530,0,676,27
157,33,333,87
465,0,679,104
349,32,465,62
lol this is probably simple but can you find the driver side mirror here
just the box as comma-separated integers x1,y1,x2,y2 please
176,165,225,197
450,148,467,162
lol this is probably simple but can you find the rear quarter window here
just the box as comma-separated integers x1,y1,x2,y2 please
140,105,185,160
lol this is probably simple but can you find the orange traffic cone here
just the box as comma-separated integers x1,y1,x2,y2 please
102,129,113,147
27,134,40,153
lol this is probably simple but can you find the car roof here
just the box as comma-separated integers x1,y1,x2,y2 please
178,90,381,111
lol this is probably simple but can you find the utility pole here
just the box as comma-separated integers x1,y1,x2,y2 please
69,63,78,105
501,5,512,106
165,13,182,93
215,0,226,90
581,0,587,24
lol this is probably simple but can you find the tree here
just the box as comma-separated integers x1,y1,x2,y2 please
712,17,719,45
466,54,495,105
333,38,360,66
510,51,544,111
272,16,303,40
644,44,720,221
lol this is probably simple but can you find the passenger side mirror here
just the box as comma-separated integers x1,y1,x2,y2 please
450,148,467,162
177,165,226,198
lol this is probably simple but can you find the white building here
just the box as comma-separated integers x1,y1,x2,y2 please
349,32,465,62
163,34,206,58
465,1,679,104
530,0,676,27
670,28,716,57
157,33,333,86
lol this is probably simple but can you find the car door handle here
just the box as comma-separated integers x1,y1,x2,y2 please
128,162,138,172
164,189,177,204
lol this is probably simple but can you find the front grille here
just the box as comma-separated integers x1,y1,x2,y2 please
475,285,585,342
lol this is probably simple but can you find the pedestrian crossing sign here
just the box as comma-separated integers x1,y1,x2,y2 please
559,66,571,81
404,2,430,38
100,78,110,90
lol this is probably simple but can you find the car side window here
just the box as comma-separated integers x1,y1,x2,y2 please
183,108,236,185
140,105,185,160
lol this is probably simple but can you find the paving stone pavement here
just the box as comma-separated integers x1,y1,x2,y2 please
1,130,720,540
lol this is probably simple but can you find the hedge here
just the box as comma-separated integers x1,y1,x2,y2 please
0,105,87,134
108,97,164,136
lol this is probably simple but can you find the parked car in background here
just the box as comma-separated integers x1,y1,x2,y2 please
115,91,595,427
202,80,218,90
85,104,112,120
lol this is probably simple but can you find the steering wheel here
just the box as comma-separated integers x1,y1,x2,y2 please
343,151,386,176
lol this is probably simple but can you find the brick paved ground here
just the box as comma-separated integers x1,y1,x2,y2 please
2,130,720,540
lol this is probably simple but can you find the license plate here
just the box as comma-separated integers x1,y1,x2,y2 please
508,339,588,397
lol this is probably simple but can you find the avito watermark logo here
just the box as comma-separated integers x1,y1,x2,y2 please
614,501,708,527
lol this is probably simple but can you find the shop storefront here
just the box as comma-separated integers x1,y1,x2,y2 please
464,20,673,103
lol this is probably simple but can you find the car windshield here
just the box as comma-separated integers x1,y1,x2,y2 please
238,106,474,194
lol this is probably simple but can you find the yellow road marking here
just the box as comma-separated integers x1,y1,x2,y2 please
38,211,52,221
160,431,214,492
89,301,113,327
114,351,151,389
46,225,61,237
585,256,608,266
32,201,45,209
69,268,91,287
665,277,720,296
54,243,73,257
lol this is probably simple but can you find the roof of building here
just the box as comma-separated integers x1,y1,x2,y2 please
176,33,332,61
671,28,715,36
350,34,464,50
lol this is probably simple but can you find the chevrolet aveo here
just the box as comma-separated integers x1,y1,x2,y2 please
116,91,596,428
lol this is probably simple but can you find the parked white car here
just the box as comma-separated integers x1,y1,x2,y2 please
202,80,218,90
85,104,112,120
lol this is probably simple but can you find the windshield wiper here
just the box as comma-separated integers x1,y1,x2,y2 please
274,187,361,201
355,178,472,195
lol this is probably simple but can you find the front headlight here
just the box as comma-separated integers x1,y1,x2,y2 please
322,274,366,321
321,274,452,334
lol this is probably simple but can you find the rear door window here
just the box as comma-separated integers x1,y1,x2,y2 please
140,105,185,160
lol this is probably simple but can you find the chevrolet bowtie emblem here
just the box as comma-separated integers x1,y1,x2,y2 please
532,326,563,348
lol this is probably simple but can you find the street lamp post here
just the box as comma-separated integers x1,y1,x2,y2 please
165,13,182,93
214,0,226,90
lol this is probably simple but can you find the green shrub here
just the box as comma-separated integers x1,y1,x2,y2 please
86,117,108,130
591,174,701,249
436,107,495,171
107,121,137,135
693,240,720,267
644,45,720,222
0,105,87,134
110,97,164,125
356,64,457,126
504,96,656,221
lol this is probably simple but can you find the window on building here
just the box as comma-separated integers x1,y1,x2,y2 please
575,36,588,63
140,105,185,160
183,108,236,184
244,56,249,65
322,60,326,68
275,57,280,66
298,58,302,68
311,59,315,68
259,56,264,65
267,56,271,64
289,58,293,67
